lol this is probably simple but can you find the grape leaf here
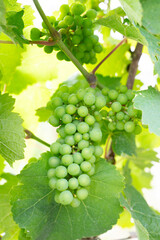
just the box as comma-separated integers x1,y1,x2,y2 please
134,220,149,240
0,173,20,240
36,107,52,122
0,0,6,25
11,153,124,240
95,15,147,45
119,0,143,25
0,93,25,165
140,0,160,35
18,229,31,240
112,132,136,156
0,155,5,175
96,74,121,89
120,185,160,239
133,86,160,136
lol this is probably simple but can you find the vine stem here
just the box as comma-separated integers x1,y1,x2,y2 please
91,37,127,74
0,40,58,46
24,129,50,148
32,0,92,83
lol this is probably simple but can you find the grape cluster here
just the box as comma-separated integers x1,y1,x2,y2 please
30,3,103,64
101,85,142,134
47,87,106,207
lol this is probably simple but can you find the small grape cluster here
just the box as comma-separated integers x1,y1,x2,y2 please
101,85,142,134
47,87,106,207
30,3,103,64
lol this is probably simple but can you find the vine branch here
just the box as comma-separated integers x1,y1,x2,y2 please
127,42,143,89
0,39,58,46
24,129,50,148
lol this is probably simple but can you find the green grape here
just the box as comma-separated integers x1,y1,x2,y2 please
88,167,95,176
84,92,95,106
68,94,79,105
78,174,91,187
83,52,91,63
102,87,109,96
64,15,74,25
59,144,72,155
126,90,135,100
111,102,122,112
85,115,95,125
73,120,80,127
56,51,66,60
127,105,137,117
62,93,69,103
77,106,88,117
77,122,89,134
70,197,81,208
117,94,128,105
76,188,88,200
65,104,76,115
94,146,103,157
78,140,89,150
81,148,92,159
73,152,83,164
94,111,102,121
57,138,65,144
89,145,95,154
74,16,83,26
54,191,61,203
62,114,72,124
61,154,73,166
89,35,99,45
83,18,93,28
54,106,66,118
59,190,73,205
50,142,61,155
49,115,59,127
75,29,83,36
47,168,56,178
108,110,114,117
116,121,124,130
100,110,108,117
90,128,102,142
77,43,86,52
44,46,54,54
108,122,116,131
64,135,75,146
108,90,118,100
64,123,76,135
83,28,93,37
94,44,103,53
57,126,66,138
55,166,68,178
72,35,81,45
95,95,106,109
51,97,63,108
116,112,124,121
88,155,96,164
76,89,85,100
83,133,89,140
119,85,128,93
30,28,41,41
124,121,135,133
90,57,97,64
49,177,57,189
124,114,130,121
56,179,68,191
74,132,82,143
70,3,85,15
134,125,142,135
68,177,79,190
48,156,60,168
75,51,84,60
86,9,97,19
68,163,80,176
60,4,70,15
80,162,92,172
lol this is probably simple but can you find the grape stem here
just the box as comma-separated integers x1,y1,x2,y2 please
91,37,127,74
0,40,58,46
24,129,50,148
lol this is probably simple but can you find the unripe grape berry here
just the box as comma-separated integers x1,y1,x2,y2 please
72,35,81,45
84,93,95,106
61,154,73,166
108,122,116,131
77,89,85,100
116,121,124,130
59,190,73,205
68,163,80,176
117,94,128,105
127,105,137,117
48,156,60,168
73,152,83,164
134,125,142,135
59,144,72,155
30,28,41,41
94,111,102,122
102,87,109,96
60,4,70,15
90,128,102,142
111,102,122,112
78,106,88,117
62,114,72,124
88,155,96,164
95,95,106,109
119,85,128,93
64,135,75,146
74,132,82,143
88,167,95,176
47,168,56,178
94,146,103,157
64,15,74,25
77,122,89,134
73,120,80,127
54,191,61,203
83,133,90,140
108,90,118,100
49,177,57,189
81,148,92,159
94,44,103,53
80,161,92,172
86,9,97,19
66,104,76,115
116,112,124,121
50,142,61,155
76,188,88,200
49,115,59,127
64,123,76,135
126,90,135,100
68,94,79,105
56,51,66,61
124,114,130,121
124,121,135,133
78,174,91,187
70,197,81,208
68,177,79,190
70,3,85,15
57,126,66,138
78,140,89,150
55,166,68,178
85,115,95,125
51,97,63,108
54,106,66,118
44,46,54,54
56,179,68,191
100,110,108,117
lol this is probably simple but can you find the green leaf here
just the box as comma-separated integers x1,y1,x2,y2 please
95,15,147,45
11,153,124,240
112,132,136,156
0,0,6,25
36,107,52,122
96,74,121,89
0,155,5,175
18,228,31,240
135,220,149,240
120,185,160,239
140,0,160,35
134,86,160,136
119,0,143,25
0,92,25,165
101,120,110,144
0,173,20,240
